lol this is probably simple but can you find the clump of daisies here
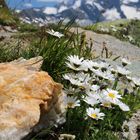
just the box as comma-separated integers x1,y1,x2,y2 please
62,55,140,139
63,55,140,121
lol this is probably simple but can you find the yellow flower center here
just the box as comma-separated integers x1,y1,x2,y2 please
103,103,111,107
108,92,115,99
79,86,85,89
91,113,97,119
67,102,74,108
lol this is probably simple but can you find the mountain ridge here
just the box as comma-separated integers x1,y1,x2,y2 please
19,0,140,26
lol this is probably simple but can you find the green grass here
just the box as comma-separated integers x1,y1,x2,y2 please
86,19,129,31
0,21,94,82
0,17,140,140
86,19,140,47
0,7,19,26
18,23,38,32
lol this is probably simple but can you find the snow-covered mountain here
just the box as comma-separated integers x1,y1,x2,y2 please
19,0,140,26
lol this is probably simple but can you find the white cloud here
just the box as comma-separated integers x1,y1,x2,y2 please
43,7,57,15
121,5,140,19
24,3,32,8
37,0,60,2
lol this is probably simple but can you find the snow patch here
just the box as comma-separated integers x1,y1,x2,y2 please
58,6,68,13
72,0,82,9
94,2,104,11
123,0,139,4
85,0,94,5
103,8,121,21
15,10,21,13
34,8,41,12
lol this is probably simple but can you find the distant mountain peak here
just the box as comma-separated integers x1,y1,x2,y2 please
19,0,140,26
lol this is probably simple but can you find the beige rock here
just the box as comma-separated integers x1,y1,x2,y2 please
0,57,65,140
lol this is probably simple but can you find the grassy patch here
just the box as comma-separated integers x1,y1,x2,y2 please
18,23,38,32
86,19,140,47
0,21,94,82
0,8,19,26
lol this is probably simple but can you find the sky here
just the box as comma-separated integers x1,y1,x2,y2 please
6,0,61,9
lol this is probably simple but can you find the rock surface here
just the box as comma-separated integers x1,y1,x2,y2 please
122,110,140,140
0,57,65,140
70,28,140,61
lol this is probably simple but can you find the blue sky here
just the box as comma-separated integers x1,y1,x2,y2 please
6,0,60,10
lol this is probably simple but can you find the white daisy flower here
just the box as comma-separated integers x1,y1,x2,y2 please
116,66,131,75
84,96,99,106
64,96,80,109
92,69,115,81
75,72,92,89
92,62,101,69
84,84,97,94
116,100,130,111
121,58,131,66
84,92,100,106
46,29,64,38
127,35,134,42
110,25,117,32
90,85,100,91
102,88,122,104
64,86,80,95
76,72,91,82
63,73,82,86
126,75,132,81
99,95,112,108
102,70,115,81
131,77,140,86
66,55,85,71
101,101,112,108
67,55,84,66
63,72,91,88
87,108,105,120
98,61,110,69
100,27,109,32
86,91,101,100
82,60,108,71
112,27,117,32
82,60,95,71
110,67,117,74
90,61,110,71
92,69,103,77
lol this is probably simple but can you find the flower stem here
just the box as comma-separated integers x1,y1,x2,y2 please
83,118,92,140
113,77,119,90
